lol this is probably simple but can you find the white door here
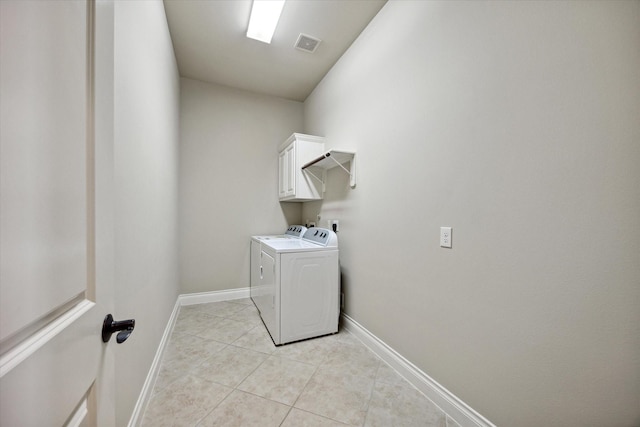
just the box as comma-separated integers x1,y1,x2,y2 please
1,1,116,425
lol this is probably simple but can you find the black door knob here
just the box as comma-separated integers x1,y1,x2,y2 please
102,314,135,344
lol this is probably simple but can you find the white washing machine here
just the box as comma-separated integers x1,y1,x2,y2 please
250,226,307,304
253,227,339,345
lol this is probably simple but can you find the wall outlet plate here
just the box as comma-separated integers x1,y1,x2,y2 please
440,227,452,248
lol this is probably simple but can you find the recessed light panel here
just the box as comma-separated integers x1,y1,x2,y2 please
246,0,286,44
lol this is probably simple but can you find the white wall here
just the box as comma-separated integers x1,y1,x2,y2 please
179,78,303,294
113,1,180,425
303,1,640,426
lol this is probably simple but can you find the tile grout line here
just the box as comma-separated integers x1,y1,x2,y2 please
192,384,234,427
193,302,260,426
195,302,283,426
361,359,384,426
145,300,446,427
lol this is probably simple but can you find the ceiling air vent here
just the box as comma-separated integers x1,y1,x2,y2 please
295,33,321,53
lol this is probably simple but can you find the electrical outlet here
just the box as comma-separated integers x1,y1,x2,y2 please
440,227,452,248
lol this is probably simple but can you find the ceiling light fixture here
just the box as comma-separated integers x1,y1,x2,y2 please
246,0,285,44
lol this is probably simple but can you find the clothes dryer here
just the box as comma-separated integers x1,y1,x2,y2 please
254,228,339,345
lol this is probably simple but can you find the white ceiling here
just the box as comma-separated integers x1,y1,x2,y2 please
163,0,387,102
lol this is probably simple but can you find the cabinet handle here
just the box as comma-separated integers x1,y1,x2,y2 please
260,265,263,279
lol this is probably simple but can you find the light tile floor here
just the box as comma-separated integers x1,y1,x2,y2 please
141,299,460,427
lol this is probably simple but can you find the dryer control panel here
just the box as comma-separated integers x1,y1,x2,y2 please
302,227,338,247
285,225,307,237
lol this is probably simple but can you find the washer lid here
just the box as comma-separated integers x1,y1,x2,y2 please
251,225,308,241
252,234,294,241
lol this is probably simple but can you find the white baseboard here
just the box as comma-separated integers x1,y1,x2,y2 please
178,287,250,306
341,314,495,427
128,297,181,427
128,288,250,426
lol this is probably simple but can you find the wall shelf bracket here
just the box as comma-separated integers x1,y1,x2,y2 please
303,168,327,192
302,150,356,190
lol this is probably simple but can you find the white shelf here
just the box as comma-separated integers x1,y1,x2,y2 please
302,150,356,189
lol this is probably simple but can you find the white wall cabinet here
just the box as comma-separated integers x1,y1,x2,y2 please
278,133,324,201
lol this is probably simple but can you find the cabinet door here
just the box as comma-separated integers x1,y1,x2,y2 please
278,142,296,199
278,149,287,198
284,143,295,197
